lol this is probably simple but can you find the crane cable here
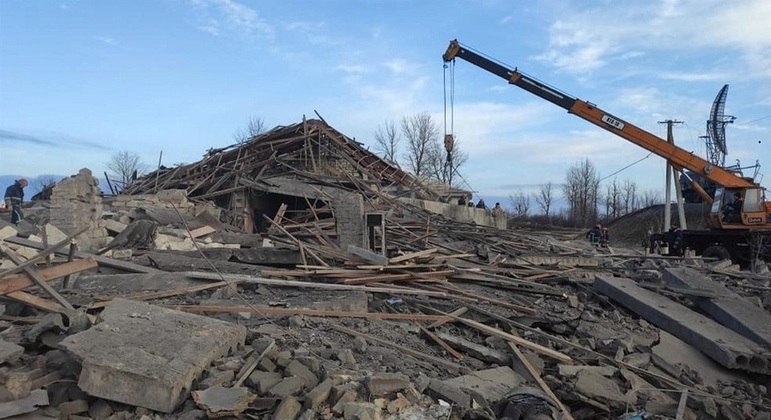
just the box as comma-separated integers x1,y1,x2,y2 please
443,60,455,153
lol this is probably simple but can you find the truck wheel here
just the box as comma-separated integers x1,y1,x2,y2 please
703,245,731,261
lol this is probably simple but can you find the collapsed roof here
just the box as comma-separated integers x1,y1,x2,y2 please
125,118,438,202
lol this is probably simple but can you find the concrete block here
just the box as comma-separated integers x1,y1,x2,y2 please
60,299,246,413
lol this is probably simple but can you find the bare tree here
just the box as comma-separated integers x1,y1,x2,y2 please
36,176,58,191
621,179,637,213
535,182,555,217
509,191,530,217
427,137,469,187
641,189,662,207
234,116,266,143
107,151,146,189
401,113,439,177
563,159,600,227
604,178,622,219
374,120,401,164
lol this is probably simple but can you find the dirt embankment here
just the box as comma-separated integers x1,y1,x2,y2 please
607,203,711,248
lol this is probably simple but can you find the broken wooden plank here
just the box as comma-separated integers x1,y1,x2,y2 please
188,225,216,239
86,278,246,309
506,341,574,420
234,339,275,388
169,305,451,322
427,306,467,329
6,290,64,313
1,245,74,310
388,248,438,264
449,315,573,364
3,236,159,273
0,258,97,296
419,325,464,360
186,272,450,298
331,324,469,374
0,226,89,279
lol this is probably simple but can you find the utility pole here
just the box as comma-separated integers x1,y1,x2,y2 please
658,119,687,232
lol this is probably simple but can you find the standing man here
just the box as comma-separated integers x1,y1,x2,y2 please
4,178,28,225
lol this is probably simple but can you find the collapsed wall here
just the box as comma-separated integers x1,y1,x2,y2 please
49,168,109,251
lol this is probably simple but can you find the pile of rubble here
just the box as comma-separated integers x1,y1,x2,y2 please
1,118,770,419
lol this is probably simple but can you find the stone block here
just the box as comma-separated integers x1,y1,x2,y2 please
272,396,301,420
268,376,305,398
58,399,89,416
304,379,333,409
284,360,318,389
247,371,282,394
59,299,246,413
0,339,24,364
103,219,128,234
0,225,18,240
332,389,358,414
365,372,410,396
344,401,381,420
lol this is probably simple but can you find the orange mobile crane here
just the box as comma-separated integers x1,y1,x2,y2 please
443,39,771,264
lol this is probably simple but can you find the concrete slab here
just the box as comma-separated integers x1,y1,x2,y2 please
60,299,246,413
0,389,48,419
662,267,771,347
442,366,525,403
594,275,771,374
652,331,750,388
192,385,255,417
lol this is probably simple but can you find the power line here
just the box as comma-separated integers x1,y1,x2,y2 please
599,153,653,181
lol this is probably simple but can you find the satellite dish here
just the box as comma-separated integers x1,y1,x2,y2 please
705,84,735,167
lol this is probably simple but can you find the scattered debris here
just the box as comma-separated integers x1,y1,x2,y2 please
1,120,769,418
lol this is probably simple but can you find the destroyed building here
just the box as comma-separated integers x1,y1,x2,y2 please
0,117,770,419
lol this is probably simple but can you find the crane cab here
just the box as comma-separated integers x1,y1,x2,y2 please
709,186,769,229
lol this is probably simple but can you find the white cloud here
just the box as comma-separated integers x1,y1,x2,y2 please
189,0,273,38
95,36,116,46
660,72,727,82
538,0,771,80
384,58,412,75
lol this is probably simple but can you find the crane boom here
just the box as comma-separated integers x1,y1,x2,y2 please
442,40,754,189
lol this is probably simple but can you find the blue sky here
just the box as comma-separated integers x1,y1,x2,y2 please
2,0,770,208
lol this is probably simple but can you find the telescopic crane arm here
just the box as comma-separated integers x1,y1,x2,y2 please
442,40,755,190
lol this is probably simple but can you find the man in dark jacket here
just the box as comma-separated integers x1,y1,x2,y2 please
4,178,28,224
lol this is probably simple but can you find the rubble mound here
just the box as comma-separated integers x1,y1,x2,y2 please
608,203,710,247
